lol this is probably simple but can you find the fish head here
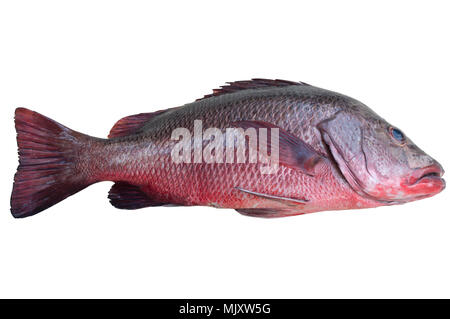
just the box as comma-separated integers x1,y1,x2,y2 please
318,107,445,204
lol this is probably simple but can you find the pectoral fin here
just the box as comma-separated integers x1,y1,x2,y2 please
231,121,324,176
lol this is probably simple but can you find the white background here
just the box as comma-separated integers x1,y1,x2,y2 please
0,0,449,298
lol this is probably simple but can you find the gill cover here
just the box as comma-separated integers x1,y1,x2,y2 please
318,111,380,201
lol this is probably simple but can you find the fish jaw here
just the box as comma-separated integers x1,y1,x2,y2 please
400,163,446,202
354,162,446,205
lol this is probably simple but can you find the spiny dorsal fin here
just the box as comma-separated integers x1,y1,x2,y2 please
197,78,310,101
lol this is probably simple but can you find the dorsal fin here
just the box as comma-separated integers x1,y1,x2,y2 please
108,110,167,138
197,78,310,101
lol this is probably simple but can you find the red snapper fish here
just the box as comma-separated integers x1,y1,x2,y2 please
11,79,445,218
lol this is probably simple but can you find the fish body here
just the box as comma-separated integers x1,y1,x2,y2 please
11,79,445,218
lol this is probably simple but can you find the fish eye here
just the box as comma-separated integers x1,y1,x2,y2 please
389,127,406,144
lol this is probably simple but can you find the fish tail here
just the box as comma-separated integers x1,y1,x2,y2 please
11,108,96,218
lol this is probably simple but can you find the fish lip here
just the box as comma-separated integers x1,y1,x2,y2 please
410,164,445,186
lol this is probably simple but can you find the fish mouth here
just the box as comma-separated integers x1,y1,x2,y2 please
409,164,445,187
406,163,446,198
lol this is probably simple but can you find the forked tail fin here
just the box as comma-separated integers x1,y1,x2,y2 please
11,108,94,218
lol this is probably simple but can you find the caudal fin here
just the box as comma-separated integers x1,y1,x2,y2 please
11,108,93,218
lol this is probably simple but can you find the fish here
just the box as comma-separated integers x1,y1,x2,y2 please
10,79,445,218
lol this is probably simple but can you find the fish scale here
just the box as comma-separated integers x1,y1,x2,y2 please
10,79,445,218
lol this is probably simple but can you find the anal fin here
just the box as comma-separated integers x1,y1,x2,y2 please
108,182,167,210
